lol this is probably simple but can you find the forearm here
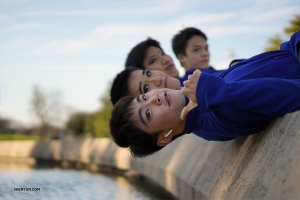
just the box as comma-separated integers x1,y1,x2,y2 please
196,73,300,116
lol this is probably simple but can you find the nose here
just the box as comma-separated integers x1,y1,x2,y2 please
149,94,161,105
161,55,170,64
202,50,209,57
149,76,162,87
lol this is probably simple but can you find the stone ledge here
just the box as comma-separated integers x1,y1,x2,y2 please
1,111,300,199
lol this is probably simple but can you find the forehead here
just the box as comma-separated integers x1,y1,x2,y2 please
187,35,207,46
128,70,143,95
145,46,161,56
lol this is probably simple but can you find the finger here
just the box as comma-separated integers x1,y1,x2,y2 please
193,69,201,76
180,105,189,120
181,86,188,95
180,101,197,120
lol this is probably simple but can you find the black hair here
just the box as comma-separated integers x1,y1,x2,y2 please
125,38,162,69
110,67,140,105
172,27,208,59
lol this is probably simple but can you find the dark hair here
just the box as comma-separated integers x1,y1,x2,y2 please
110,67,140,105
172,27,207,58
125,38,162,69
109,95,163,157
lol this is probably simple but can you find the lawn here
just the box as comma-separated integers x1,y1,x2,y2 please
0,133,41,141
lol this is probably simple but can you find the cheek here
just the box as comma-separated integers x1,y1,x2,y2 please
170,80,180,90
155,110,172,124
150,65,164,71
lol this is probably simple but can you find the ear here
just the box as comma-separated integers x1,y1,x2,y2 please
157,132,173,147
177,53,186,64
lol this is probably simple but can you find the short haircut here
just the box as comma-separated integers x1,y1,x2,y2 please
110,67,140,105
109,95,163,157
172,27,208,57
125,38,162,69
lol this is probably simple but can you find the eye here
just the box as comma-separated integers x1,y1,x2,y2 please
205,46,209,51
146,70,151,77
143,84,149,93
161,51,166,55
145,109,151,121
142,94,147,101
149,58,156,65
193,48,199,52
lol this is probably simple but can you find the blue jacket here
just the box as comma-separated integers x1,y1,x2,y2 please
184,30,300,141
179,67,224,86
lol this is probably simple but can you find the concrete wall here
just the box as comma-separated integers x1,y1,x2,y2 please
1,111,300,199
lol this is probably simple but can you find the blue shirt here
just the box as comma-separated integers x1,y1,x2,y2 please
184,30,300,141
179,67,224,86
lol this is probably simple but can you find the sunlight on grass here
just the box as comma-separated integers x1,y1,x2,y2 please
0,133,41,141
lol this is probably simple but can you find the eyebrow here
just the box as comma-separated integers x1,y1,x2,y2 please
139,70,145,94
136,96,148,128
193,44,208,48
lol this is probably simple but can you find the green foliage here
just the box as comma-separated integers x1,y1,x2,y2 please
265,15,300,52
65,112,87,135
64,82,113,138
284,15,300,35
0,133,41,140
84,113,96,134
93,85,113,138
265,34,283,51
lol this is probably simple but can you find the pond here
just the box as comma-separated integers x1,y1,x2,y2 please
0,161,176,200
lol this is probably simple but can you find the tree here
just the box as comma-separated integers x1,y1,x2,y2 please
30,85,64,137
265,34,284,52
284,15,300,35
93,83,113,138
64,82,113,138
265,15,300,51
65,112,87,136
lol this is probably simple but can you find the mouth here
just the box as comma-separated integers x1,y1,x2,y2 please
164,92,171,106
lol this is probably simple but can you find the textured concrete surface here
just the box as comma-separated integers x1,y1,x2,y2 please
1,111,300,199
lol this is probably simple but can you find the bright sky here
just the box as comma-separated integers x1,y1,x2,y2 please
0,0,299,127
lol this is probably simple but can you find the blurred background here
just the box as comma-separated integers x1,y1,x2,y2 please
0,0,299,140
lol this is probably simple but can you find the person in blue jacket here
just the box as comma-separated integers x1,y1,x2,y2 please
172,27,241,84
110,30,300,158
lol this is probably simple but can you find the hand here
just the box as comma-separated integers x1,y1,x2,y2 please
180,69,202,120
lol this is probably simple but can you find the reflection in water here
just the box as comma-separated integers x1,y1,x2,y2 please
0,162,175,200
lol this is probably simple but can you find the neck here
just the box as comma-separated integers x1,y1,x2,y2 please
172,119,186,136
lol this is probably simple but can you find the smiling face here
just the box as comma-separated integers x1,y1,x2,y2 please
143,46,179,78
128,69,181,95
178,35,210,70
130,88,186,137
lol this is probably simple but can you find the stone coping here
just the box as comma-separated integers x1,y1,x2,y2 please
1,111,300,199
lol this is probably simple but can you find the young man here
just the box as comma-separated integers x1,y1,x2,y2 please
172,27,224,83
125,38,180,78
110,67,181,105
110,31,300,158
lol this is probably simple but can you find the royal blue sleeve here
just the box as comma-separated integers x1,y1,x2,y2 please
196,73,300,117
280,30,300,60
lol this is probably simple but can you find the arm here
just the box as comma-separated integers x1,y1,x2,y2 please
280,30,300,62
197,73,300,117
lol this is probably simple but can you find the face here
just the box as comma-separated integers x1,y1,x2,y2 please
128,69,181,95
143,46,179,78
131,88,186,135
179,35,210,70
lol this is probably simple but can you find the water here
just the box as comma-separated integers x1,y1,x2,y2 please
0,162,175,200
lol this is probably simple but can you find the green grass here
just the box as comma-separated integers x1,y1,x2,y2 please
0,133,41,141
